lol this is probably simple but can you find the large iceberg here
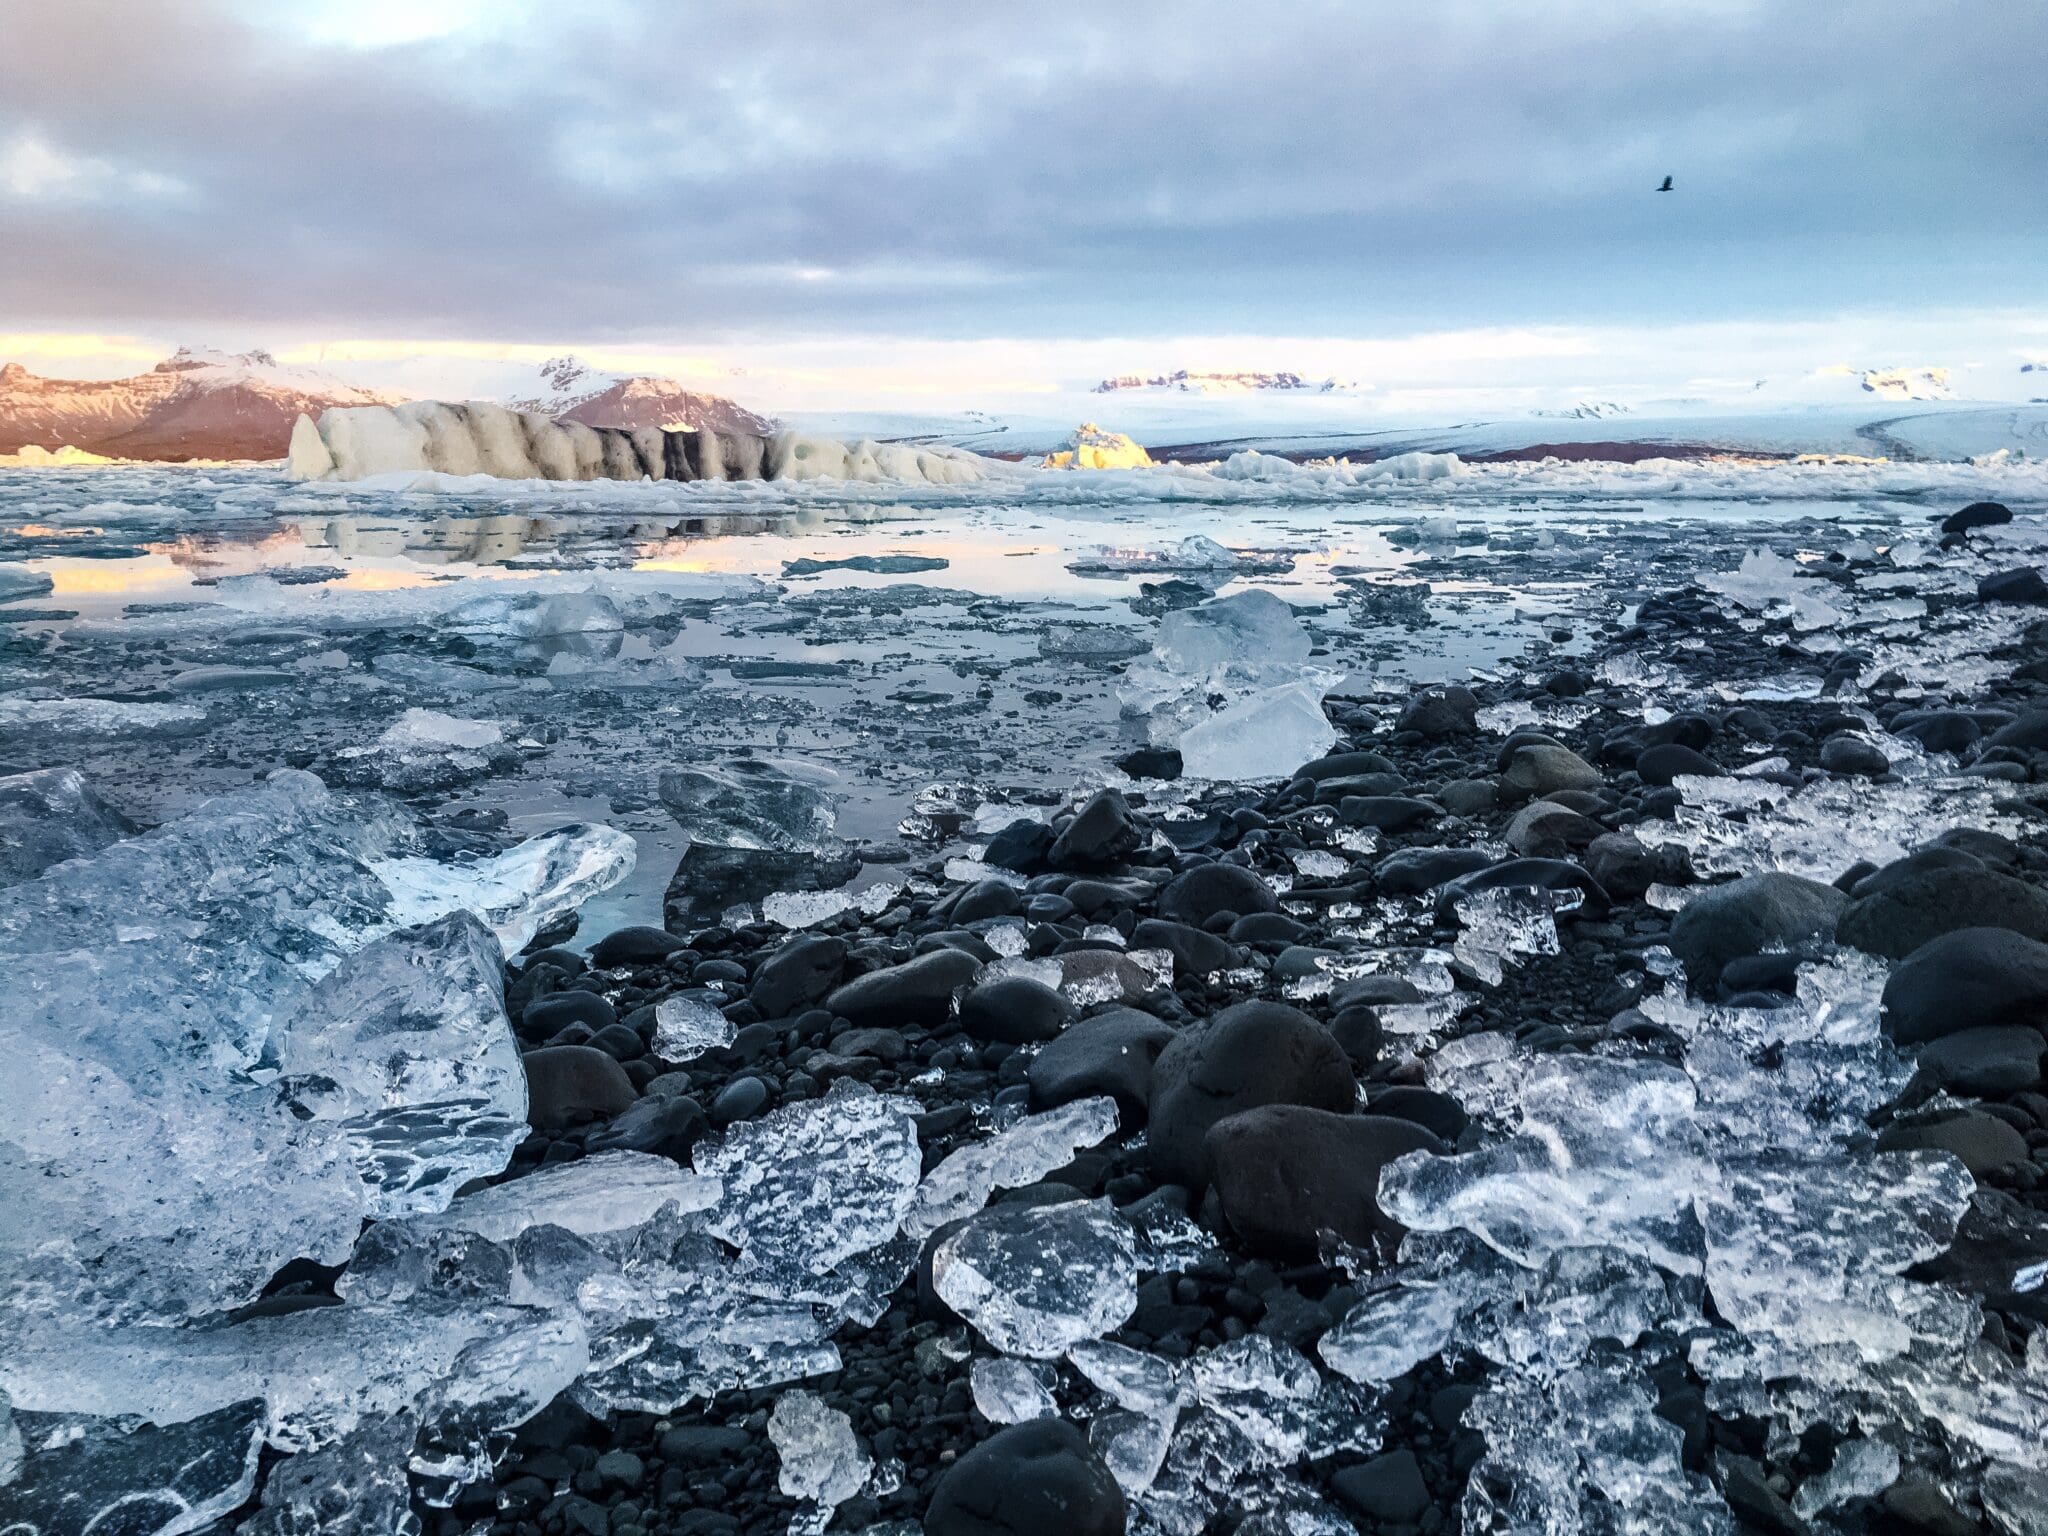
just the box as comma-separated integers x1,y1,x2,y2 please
288,401,995,486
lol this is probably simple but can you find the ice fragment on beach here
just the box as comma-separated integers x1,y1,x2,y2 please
769,1390,870,1508
1319,1281,1470,1384
0,766,136,885
371,818,636,956
903,1096,1120,1237
0,695,209,737
2,1398,265,1536
931,1199,1139,1358
694,1082,923,1275
653,995,738,1060
1451,885,1560,986
391,1150,718,1245
1792,1438,1900,1518
241,1411,419,1535
762,889,854,927
277,910,526,1218
970,1357,1058,1423
1179,681,1336,782
1380,1055,1707,1273
1068,1339,1186,1415
1700,547,1847,630
1092,1408,1178,1496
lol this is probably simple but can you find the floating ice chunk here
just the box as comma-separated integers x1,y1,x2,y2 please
694,1082,923,1276
1152,589,1311,688
1179,682,1336,782
2,1398,265,1536
277,911,526,1217
1699,548,1847,630
1070,535,1239,572
241,1411,418,1536
0,766,136,885
658,756,841,854
0,696,209,737
1043,422,1153,470
0,564,55,603
904,1097,1121,1238
769,1390,870,1508
931,1199,1138,1358
970,1357,1058,1424
653,995,737,1060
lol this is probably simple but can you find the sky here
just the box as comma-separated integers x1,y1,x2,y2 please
2,0,2044,413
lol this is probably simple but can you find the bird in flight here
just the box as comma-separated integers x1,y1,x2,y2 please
1656,175,1674,192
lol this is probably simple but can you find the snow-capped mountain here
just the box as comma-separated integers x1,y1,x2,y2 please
1093,370,1357,395
1531,400,1633,420
0,348,399,462
510,355,774,435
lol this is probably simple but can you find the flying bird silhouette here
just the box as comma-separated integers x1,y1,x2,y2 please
1657,175,1674,192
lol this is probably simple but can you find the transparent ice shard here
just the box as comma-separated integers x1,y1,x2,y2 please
389,1151,719,1245
241,1411,420,1536
0,766,136,886
1178,682,1337,783
653,995,737,1060
277,910,526,1219
1318,1281,1471,1384
1379,1055,1708,1273
769,1389,870,1507
1092,1407,1178,1496
1791,1438,1900,1518
761,890,854,928
1189,1336,1322,1460
969,1357,1058,1424
1451,885,1561,986
2,1398,265,1536
0,1389,18,1487
694,1082,923,1277
903,1096,1121,1238
1068,1339,1187,1416
931,1199,1139,1358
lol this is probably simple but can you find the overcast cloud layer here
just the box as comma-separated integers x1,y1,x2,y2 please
1,0,2042,399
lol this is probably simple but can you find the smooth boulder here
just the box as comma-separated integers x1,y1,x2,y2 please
1028,1007,1177,1119
523,1045,638,1129
1206,1107,1445,1258
1838,865,2048,960
1148,1000,1356,1188
750,933,848,1019
1668,872,1846,992
924,1419,1126,1536
1156,862,1278,928
1882,927,2048,1045
825,948,983,1028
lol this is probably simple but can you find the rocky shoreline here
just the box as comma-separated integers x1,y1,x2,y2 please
294,497,2048,1536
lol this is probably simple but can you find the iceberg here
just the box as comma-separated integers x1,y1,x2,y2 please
289,401,995,486
0,766,137,885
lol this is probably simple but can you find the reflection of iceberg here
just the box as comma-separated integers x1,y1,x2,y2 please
288,402,995,487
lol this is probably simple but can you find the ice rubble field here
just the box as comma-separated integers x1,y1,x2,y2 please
3,450,2048,1533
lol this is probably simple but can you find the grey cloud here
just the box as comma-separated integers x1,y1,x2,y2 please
0,0,2041,343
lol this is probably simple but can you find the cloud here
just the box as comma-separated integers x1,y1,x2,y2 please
0,0,2042,353
0,132,187,203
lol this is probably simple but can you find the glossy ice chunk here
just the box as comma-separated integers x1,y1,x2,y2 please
1178,682,1337,783
653,995,738,1060
903,1097,1121,1238
1068,1339,1186,1416
694,1082,923,1276
1379,1055,1708,1273
931,1199,1138,1358
394,1151,719,1244
970,1357,1058,1424
241,1411,420,1536
1318,1282,1470,1384
1793,1438,1900,1518
0,766,136,886
658,756,841,853
769,1390,870,1507
277,911,526,1218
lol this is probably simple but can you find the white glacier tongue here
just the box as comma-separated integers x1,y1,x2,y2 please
931,1199,1139,1358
